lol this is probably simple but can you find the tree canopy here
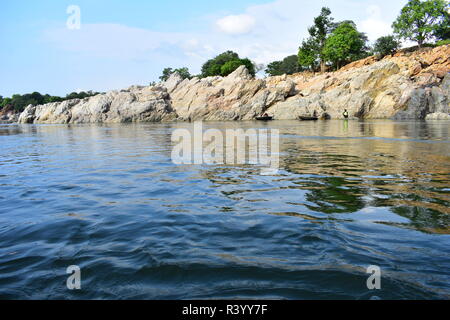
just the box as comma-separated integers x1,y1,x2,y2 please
159,67,192,82
373,35,401,58
392,0,450,47
323,22,368,70
200,51,256,77
265,55,302,76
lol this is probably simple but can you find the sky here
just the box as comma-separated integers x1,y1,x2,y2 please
0,0,409,97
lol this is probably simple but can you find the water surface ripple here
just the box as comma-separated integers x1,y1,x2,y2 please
0,120,449,299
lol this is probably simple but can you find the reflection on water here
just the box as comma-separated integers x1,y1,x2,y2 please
0,120,449,299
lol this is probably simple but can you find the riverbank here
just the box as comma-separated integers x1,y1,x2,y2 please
17,45,450,124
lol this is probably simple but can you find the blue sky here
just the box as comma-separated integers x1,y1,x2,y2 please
0,0,408,97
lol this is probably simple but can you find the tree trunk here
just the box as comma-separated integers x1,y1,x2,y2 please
320,61,326,73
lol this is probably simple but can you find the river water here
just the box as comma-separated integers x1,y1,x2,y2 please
0,120,449,299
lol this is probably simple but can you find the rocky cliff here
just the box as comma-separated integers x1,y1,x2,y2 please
18,45,450,124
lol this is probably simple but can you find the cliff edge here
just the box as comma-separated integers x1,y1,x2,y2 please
19,45,450,124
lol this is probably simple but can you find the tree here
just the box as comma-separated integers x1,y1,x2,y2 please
298,38,319,71
373,35,401,58
392,0,450,47
323,22,368,70
297,7,335,73
201,51,255,77
266,55,302,76
434,5,450,41
159,67,192,82
309,7,335,72
220,60,244,76
159,68,173,82
173,67,192,80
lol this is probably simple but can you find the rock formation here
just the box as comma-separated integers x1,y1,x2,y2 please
18,45,450,124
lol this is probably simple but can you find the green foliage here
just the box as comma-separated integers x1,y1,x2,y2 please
298,7,335,72
434,4,450,40
220,60,243,76
298,39,318,71
159,67,192,82
373,35,401,57
436,39,450,46
0,91,100,113
159,68,174,82
201,51,255,77
265,55,302,76
323,22,368,70
392,0,450,47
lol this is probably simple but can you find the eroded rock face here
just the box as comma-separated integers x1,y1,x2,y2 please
18,45,450,124
0,108,19,123
163,46,449,121
18,86,177,124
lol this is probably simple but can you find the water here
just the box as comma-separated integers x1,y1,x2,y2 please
0,120,449,300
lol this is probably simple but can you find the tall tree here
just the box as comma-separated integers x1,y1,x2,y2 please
392,0,450,47
298,7,335,73
298,38,318,71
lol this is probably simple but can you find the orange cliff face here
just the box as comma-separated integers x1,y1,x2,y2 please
18,45,450,124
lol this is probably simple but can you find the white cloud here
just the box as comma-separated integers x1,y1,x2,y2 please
216,14,256,35
360,5,393,42
40,0,409,93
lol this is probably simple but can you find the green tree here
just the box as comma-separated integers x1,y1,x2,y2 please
265,55,302,76
393,0,450,47
323,22,368,70
221,58,255,76
159,67,192,81
265,61,283,76
297,7,335,73
201,51,255,77
434,4,450,41
373,35,401,58
298,38,318,71
1,97,12,109
220,60,244,76
159,68,173,81
174,67,192,80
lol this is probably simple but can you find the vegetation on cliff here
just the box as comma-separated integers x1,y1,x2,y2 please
0,91,101,113
160,1,448,79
